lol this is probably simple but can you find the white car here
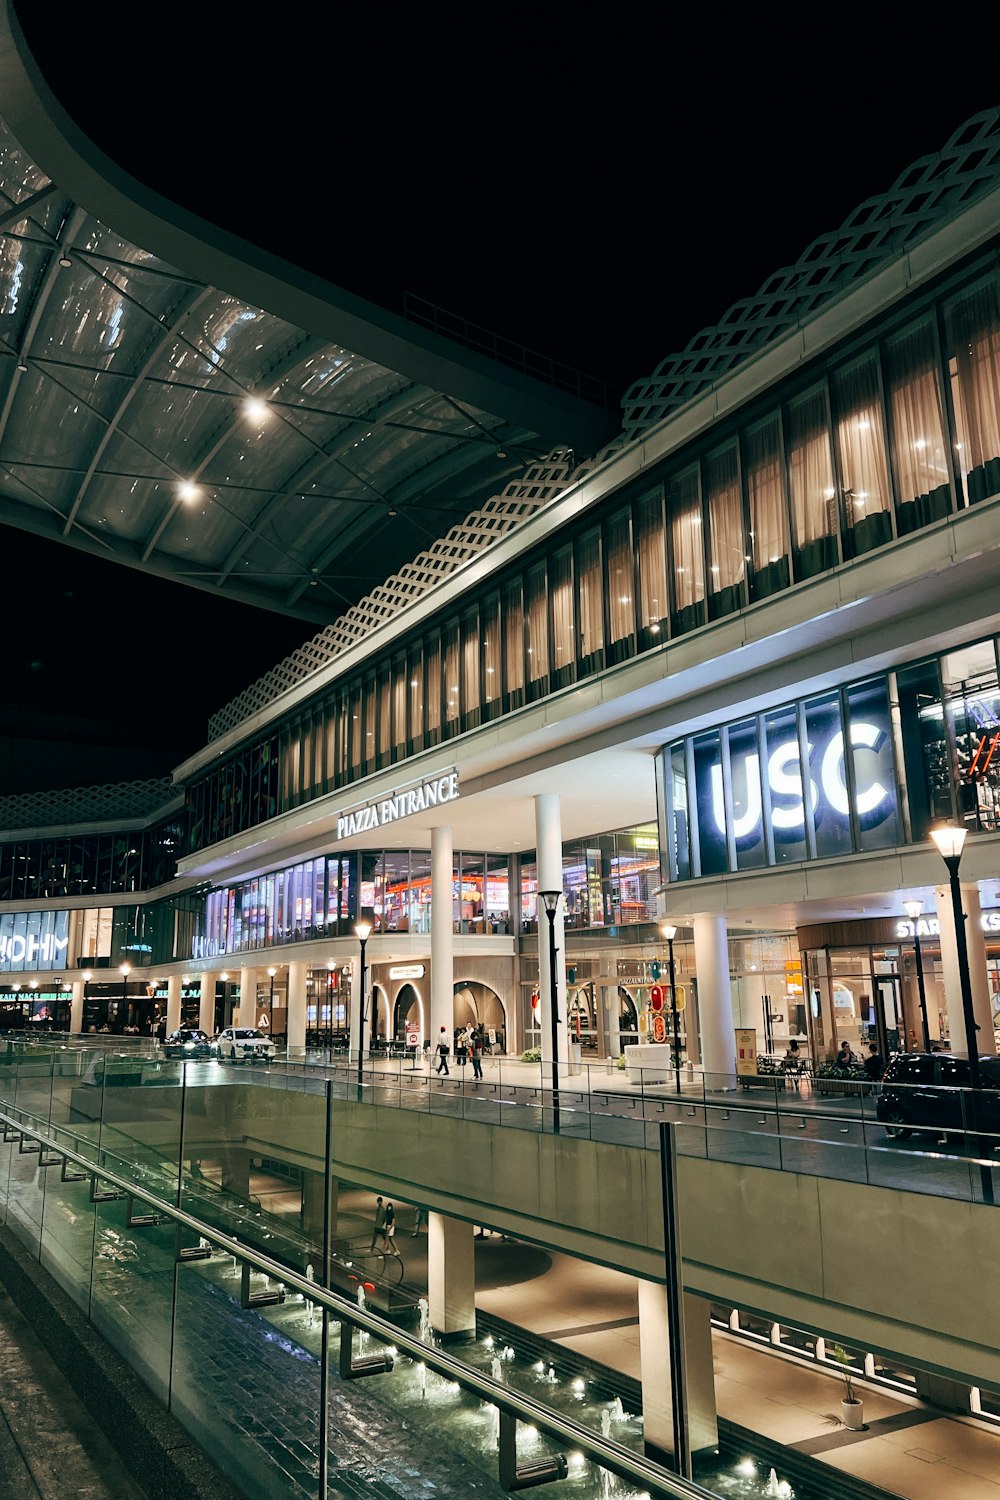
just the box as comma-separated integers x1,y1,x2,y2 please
216,1027,276,1064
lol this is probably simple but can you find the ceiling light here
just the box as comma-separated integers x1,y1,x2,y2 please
244,395,269,422
16,361,26,373
496,448,507,459
178,481,200,502
58,252,72,268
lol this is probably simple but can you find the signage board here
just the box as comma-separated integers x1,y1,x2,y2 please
735,1027,757,1076
388,964,425,981
405,1025,420,1048
336,770,459,841
0,910,69,972
895,911,1000,940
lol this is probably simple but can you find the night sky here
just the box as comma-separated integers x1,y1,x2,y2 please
5,1,1000,776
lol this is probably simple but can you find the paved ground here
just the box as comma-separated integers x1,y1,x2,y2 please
0,1277,147,1500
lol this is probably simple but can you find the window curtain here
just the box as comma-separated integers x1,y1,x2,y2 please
550,546,574,673
884,318,950,517
704,443,744,591
945,278,1000,500
635,490,667,636
669,466,704,612
503,581,524,699
443,622,460,731
576,528,603,663
833,354,891,529
744,413,788,571
605,507,633,647
481,594,501,708
461,611,480,721
525,563,549,688
787,385,836,547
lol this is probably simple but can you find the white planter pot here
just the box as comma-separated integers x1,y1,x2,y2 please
841,1397,864,1429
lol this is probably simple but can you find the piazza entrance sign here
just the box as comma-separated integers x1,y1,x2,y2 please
335,770,460,841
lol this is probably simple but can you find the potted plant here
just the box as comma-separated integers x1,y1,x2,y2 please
830,1344,864,1429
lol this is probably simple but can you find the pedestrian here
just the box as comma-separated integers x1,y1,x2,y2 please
369,1195,386,1249
436,1027,450,1075
410,1204,426,1236
470,1028,484,1080
863,1041,884,1080
381,1200,396,1251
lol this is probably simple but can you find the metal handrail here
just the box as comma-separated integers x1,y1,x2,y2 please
0,1100,705,1499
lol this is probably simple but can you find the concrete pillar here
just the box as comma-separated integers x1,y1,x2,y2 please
934,882,993,1052
692,914,737,1080
301,1170,338,1244
287,961,308,1051
348,956,362,1061
430,825,454,1049
535,792,567,1066
638,1281,718,1464
220,1146,252,1200
239,966,257,1029
69,980,84,1035
166,974,182,1035
427,1211,476,1341
198,972,215,1035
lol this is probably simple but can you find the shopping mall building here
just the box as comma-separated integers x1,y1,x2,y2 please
2,39,1000,1087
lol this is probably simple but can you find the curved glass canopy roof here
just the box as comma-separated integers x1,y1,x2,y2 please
0,81,613,622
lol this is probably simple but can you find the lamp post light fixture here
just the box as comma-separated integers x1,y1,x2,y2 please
902,899,932,1052
539,891,564,1134
354,920,373,1097
267,967,277,1035
119,963,131,1031
660,924,682,1095
929,823,994,1205
326,961,336,1051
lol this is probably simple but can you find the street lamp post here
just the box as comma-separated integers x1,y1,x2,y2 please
539,891,563,1133
929,824,993,1205
902,899,931,1052
326,961,336,1051
119,963,130,1032
661,924,682,1095
354,921,372,1098
267,968,277,1036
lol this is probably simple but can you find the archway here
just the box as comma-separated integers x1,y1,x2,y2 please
371,982,390,1044
568,982,597,1050
392,983,424,1041
453,980,507,1050
618,984,639,1044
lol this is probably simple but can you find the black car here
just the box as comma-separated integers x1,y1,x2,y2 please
875,1052,1000,1140
163,1027,212,1059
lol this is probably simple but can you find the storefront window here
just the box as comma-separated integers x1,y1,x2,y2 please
846,677,899,850
727,719,767,870
692,730,727,876
941,639,1000,832
803,691,853,859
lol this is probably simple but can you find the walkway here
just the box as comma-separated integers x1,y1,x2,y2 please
0,1275,147,1500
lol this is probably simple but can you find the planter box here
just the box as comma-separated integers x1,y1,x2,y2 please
740,1074,786,1091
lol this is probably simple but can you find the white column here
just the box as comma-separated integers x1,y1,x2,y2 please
239,966,257,1029
638,1281,718,1463
198,972,215,1035
287,961,308,1051
348,957,362,1060
427,1211,475,1340
166,974,182,1034
69,980,84,1035
692,913,737,1080
535,792,567,1066
934,881,993,1051
430,825,454,1050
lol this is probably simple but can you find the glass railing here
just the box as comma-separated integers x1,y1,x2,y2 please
0,1082,711,1500
2,1039,998,1209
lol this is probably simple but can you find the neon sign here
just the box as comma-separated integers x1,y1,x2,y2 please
336,770,460,840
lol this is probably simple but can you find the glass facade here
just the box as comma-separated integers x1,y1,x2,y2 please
659,635,1000,883
0,811,187,900
184,260,1000,856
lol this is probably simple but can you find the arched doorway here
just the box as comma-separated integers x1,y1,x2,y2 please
392,983,424,1042
453,980,507,1050
618,984,639,1047
371,982,390,1044
568,982,597,1051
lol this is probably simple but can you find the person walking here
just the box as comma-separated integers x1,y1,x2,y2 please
381,1200,396,1252
436,1027,450,1075
369,1195,386,1249
470,1028,484,1080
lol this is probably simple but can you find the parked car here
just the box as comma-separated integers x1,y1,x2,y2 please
163,1027,212,1059
876,1052,1000,1140
216,1027,276,1064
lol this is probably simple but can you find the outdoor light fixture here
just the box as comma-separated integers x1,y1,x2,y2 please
539,891,563,1133
902,899,931,1051
354,920,373,1097
244,395,269,423
58,251,72,268
660,923,682,1096
178,480,200,502
267,967,277,1034
929,823,993,1203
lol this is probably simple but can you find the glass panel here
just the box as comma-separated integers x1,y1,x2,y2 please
424,634,442,743
408,646,424,751
762,703,808,864
704,441,744,618
728,719,767,869
576,526,603,671
744,412,790,600
846,678,900,851
486,854,510,932
945,276,1000,505
667,743,690,881
692,730,728,875
833,353,892,556
481,593,501,717
669,464,704,634
525,562,549,699
787,384,838,578
362,672,376,771
549,544,574,684
377,664,391,765
635,488,668,644
348,679,362,773
804,691,853,859
461,608,480,729
391,653,407,758
885,317,952,533
942,639,1000,833
502,578,524,710
605,506,635,658
443,620,460,736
